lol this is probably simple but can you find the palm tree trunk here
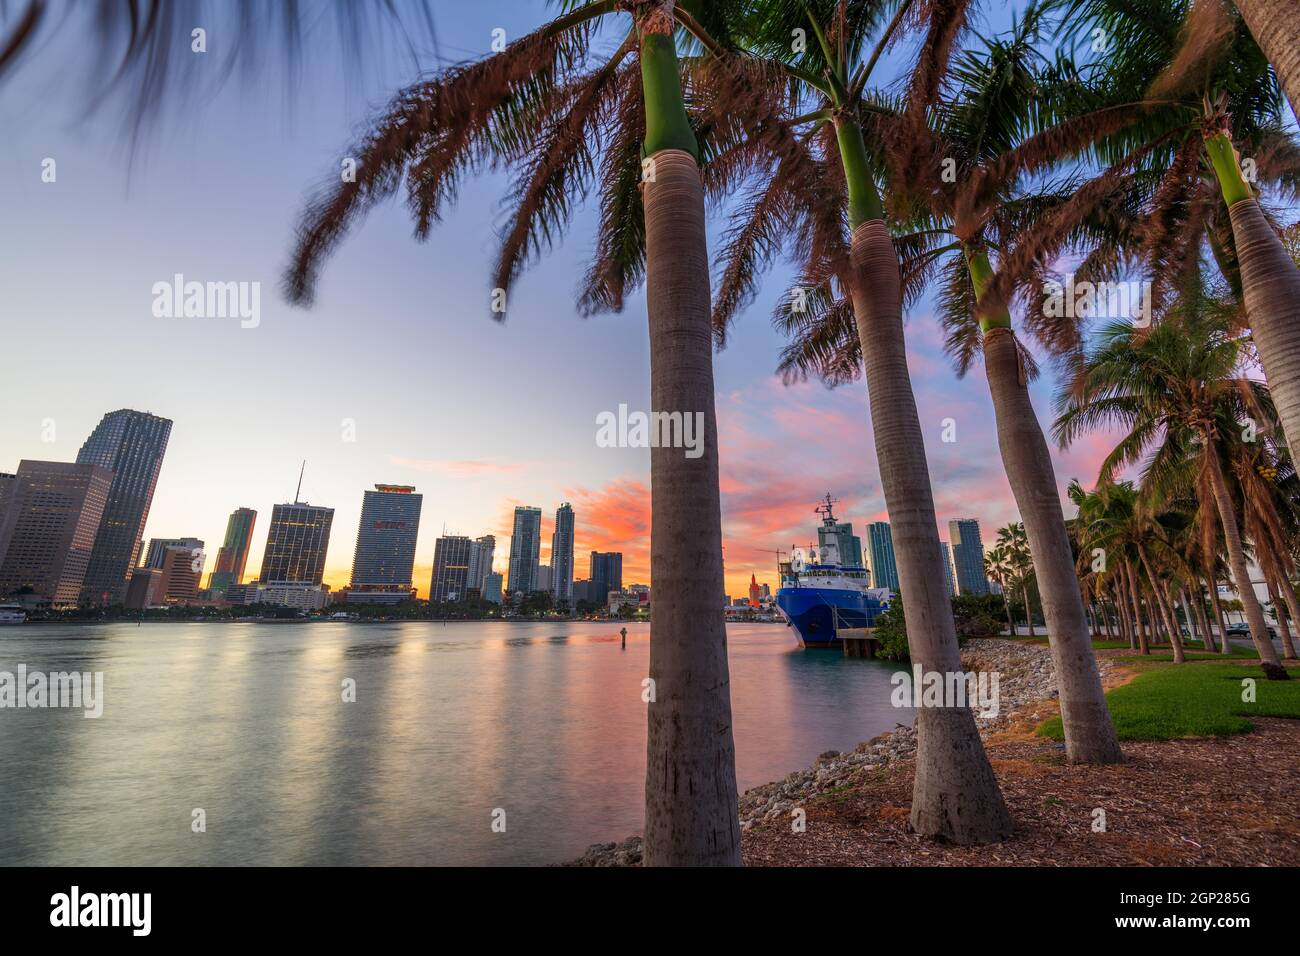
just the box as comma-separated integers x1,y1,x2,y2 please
1002,589,1015,637
1209,580,1232,656
638,11,740,864
847,218,1011,841
1124,560,1148,654
1267,581,1298,660
1207,135,1300,451
1232,0,1300,125
1178,587,1195,645
1272,570,1300,661
1204,448,1288,679
981,329,1119,761
1138,549,1185,664
1193,586,1215,652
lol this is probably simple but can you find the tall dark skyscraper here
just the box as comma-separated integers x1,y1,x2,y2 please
589,551,623,600
949,518,989,596
350,485,422,592
507,506,542,595
867,522,899,591
76,409,172,605
208,507,257,593
430,535,473,603
819,519,864,568
0,461,113,604
550,502,575,605
259,502,334,585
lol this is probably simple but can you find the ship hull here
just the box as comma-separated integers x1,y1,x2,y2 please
776,587,885,648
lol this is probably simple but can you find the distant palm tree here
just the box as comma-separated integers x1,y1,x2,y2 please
984,545,1018,636
996,523,1037,638
1055,299,1290,678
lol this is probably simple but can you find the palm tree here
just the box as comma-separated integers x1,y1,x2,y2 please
282,0,743,866
1055,300,1290,678
702,0,1012,841
1038,0,1300,456
1229,0,1300,124
758,11,1124,763
996,523,1038,638
985,544,1018,636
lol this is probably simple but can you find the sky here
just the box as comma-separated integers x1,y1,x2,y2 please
0,0,1139,600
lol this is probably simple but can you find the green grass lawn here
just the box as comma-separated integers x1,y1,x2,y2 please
1111,645,1258,663
1036,662,1300,740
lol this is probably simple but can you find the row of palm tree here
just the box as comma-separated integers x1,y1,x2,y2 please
26,0,1287,861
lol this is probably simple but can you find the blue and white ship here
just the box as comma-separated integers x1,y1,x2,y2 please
775,495,893,648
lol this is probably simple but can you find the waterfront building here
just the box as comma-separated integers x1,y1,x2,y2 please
124,567,165,609
589,551,623,600
0,461,113,605
431,535,473,603
867,522,899,592
749,574,762,606
535,564,552,592
948,518,990,596
143,537,204,569
76,409,173,605
939,541,956,596
208,507,257,593
551,502,575,605
483,572,503,605
507,506,542,595
259,583,330,610
259,502,334,585
349,485,422,598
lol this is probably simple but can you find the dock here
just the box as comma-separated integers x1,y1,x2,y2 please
837,627,878,658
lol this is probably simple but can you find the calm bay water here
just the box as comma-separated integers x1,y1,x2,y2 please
0,620,910,865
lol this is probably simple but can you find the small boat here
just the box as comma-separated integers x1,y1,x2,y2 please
0,604,28,624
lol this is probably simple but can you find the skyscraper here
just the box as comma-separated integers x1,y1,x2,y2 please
939,541,956,596
0,461,112,605
589,551,623,600
483,572,504,605
430,535,473,603
349,485,421,596
819,520,863,568
948,518,989,596
259,502,334,584
507,506,542,595
867,522,899,592
76,409,172,605
143,537,204,569
466,534,496,594
550,502,575,605
208,507,257,593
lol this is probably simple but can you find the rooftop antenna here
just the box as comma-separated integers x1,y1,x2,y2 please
294,460,306,504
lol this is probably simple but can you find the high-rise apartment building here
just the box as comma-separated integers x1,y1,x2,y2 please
550,502,575,605
867,522,899,592
143,537,204,570
208,507,257,592
0,461,113,605
507,506,542,595
76,409,172,604
467,534,496,595
819,520,864,568
948,518,989,596
349,485,421,594
939,541,956,596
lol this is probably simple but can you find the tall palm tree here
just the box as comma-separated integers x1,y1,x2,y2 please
985,544,1018,635
1055,302,1290,678
282,0,743,866
1038,0,1300,454
996,523,1037,638
704,0,1012,841
1229,0,1300,125
756,11,1125,763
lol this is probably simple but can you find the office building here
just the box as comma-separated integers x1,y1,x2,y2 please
259,502,334,584
467,534,495,594
76,409,173,604
0,461,113,605
143,537,204,570
431,535,473,603
948,518,989,596
349,485,421,597
483,572,503,605
208,507,257,592
867,522,899,592
819,519,863,568
589,551,623,601
507,506,542,595
535,564,552,592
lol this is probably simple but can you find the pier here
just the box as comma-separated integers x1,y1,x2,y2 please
837,627,879,658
